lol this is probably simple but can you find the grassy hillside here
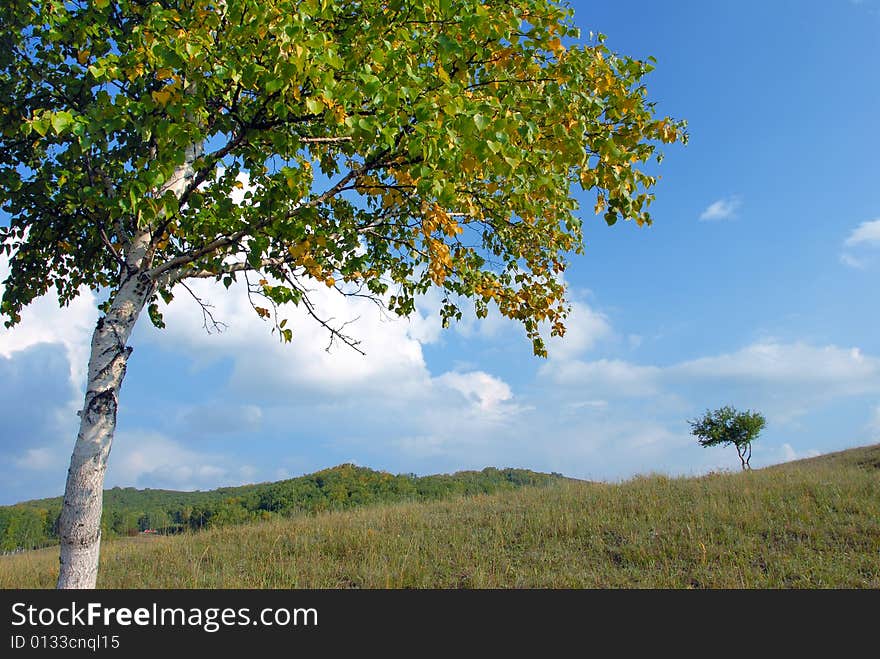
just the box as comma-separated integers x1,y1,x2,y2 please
0,464,563,552
2,444,878,588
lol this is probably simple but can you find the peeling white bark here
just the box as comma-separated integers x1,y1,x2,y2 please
56,235,155,588
56,110,201,589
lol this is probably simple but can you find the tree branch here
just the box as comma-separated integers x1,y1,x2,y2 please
146,145,397,283
179,280,228,334
287,275,366,356
97,225,127,271
299,136,353,144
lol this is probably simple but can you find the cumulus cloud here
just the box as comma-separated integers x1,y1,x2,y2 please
435,370,513,412
841,219,880,269
14,447,63,471
140,277,432,399
0,256,98,390
135,274,535,473
699,195,741,221
540,339,880,431
0,344,81,503
541,358,662,397
545,340,880,398
544,301,613,361
844,219,880,247
672,341,880,395
107,430,258,491
0,345,75,450
779,443,821,463
379,410,696,482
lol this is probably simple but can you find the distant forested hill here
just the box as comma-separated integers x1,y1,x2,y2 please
0,465,564,552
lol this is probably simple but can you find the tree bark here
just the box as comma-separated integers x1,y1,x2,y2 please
736,444,751,471
56,131,199,588
56,244,154,588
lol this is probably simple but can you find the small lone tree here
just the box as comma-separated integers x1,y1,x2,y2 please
1,0,686,588
689,406,766,471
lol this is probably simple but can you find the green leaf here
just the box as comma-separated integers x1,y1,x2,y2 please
31,118,50,137
265,77,286,94
50,111,74,135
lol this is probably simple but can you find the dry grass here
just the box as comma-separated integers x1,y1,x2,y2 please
3,444,878,588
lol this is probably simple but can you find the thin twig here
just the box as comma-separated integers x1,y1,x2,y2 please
179,280,228,334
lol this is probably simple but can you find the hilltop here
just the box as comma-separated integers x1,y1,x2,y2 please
0,464,564,552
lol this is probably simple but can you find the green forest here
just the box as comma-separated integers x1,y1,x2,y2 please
0,464,563,552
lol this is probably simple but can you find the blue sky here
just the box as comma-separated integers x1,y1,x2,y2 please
2,0,879,504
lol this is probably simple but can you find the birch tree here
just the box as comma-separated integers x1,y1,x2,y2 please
0,0,686,588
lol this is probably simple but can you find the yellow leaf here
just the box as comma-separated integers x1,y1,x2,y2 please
151,89,172,106
126,63,144,82
288,241,310,259
460,154,479,174
77,50,90,64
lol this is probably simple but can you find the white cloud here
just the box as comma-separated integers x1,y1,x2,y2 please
844,219,880,247
141,274,533,467
673,341,880,394
840,252,866,269
381,411,696,481
435,370,512,412
0,256,99,391
541,358,662,397
405,287,446,345
779,443,821,463
545,301,613,361
141,277,433,397
699,196,741,221
107,429,258,491
841,219,880,269
13,447,63,471
540,339,880,433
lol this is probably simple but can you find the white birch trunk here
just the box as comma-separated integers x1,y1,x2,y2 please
56,239,154,588
56,121,201,588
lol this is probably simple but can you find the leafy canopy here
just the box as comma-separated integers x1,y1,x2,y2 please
0,0,686,355
689,406,766,450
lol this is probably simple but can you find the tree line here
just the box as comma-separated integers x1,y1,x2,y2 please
0,465,563,552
